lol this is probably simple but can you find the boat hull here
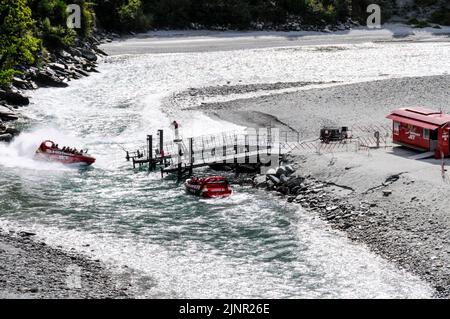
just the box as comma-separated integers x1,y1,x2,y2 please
34,151,96,166
185,176,232,198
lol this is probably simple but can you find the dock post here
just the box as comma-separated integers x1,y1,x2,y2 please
189,137,194,176
256,130,260,164
245,135,249,164
222,135,227,164
126,151,130,162
158,129,164,166
234,135,238,175
147,135,153,171
375,131,380,149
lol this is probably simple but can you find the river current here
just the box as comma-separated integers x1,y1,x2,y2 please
2,36,449,298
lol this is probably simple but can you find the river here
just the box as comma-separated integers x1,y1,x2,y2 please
2,30,449,298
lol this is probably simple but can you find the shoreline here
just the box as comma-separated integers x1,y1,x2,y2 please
0,33,112,143
1,29,449,299
201,75,450,298
1,33,123,299
0,228,128,299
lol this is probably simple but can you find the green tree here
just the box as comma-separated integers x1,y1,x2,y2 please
0,0,41,86
118,0,152,31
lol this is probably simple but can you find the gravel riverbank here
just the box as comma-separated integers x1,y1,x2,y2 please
196,75,450,138
0,228,128,299
202,75,450,297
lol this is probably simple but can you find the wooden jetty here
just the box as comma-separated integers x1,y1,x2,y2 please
125,125,391,181
126,129,284,181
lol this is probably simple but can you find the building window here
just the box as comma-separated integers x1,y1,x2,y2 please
424,128,429,140
393,121,400,135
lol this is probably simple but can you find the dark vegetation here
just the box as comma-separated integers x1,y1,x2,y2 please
0,0,449,87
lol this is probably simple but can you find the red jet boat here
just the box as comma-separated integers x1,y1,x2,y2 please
185,176,232,198
34,140,96,166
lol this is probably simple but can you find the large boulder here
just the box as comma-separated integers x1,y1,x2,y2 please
33,72,68,88
267,174,281,185
275,166,286,177
79,48,98,62
4,126,20,135
284,165,295,176
279,174,289,184
0,89,29,106
253,175,267,188
0,133,13,142
0,105,19,121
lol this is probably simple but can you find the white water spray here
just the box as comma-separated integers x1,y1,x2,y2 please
0,127,81,171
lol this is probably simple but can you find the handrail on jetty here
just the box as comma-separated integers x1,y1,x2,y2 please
125,125,392,181
125,129,286,181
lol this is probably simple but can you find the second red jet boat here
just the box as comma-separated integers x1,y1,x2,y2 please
185,176,233,198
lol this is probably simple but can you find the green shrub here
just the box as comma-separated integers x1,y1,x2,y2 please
431,7,450,26
0,69,20,87
118,0,153,31
40,17,76,48
0,0,41,85
414,0,438,7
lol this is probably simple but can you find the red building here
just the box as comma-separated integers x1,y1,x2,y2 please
386,107,450,158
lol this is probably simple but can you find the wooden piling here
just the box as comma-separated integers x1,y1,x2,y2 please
189,137,194,176
147,135,153,171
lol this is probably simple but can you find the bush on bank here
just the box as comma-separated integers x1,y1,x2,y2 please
1,0,449,87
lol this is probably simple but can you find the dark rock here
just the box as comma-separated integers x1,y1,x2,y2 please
79,49,98,62
0,133,13,142
93,47,108,56
284,165,295,176
276,186,290,195
267,175,280,185
382,190,393,197
4,126,20,136
284,176,305,189
279,174,289,184
0,105,19,121
49,63,67,72
0,89,30,106
74,68,89,77
291,185,301,195
18,231,36,237
33,72,69,88
12,77,32,90
275,166,286,177
29,287,39,293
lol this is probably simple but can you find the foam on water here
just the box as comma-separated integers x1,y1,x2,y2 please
1,38,447,298
0,127,82,171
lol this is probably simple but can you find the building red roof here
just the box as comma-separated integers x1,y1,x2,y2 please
387,107,450,128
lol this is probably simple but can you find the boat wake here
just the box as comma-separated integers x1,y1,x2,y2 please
0,127,81,171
